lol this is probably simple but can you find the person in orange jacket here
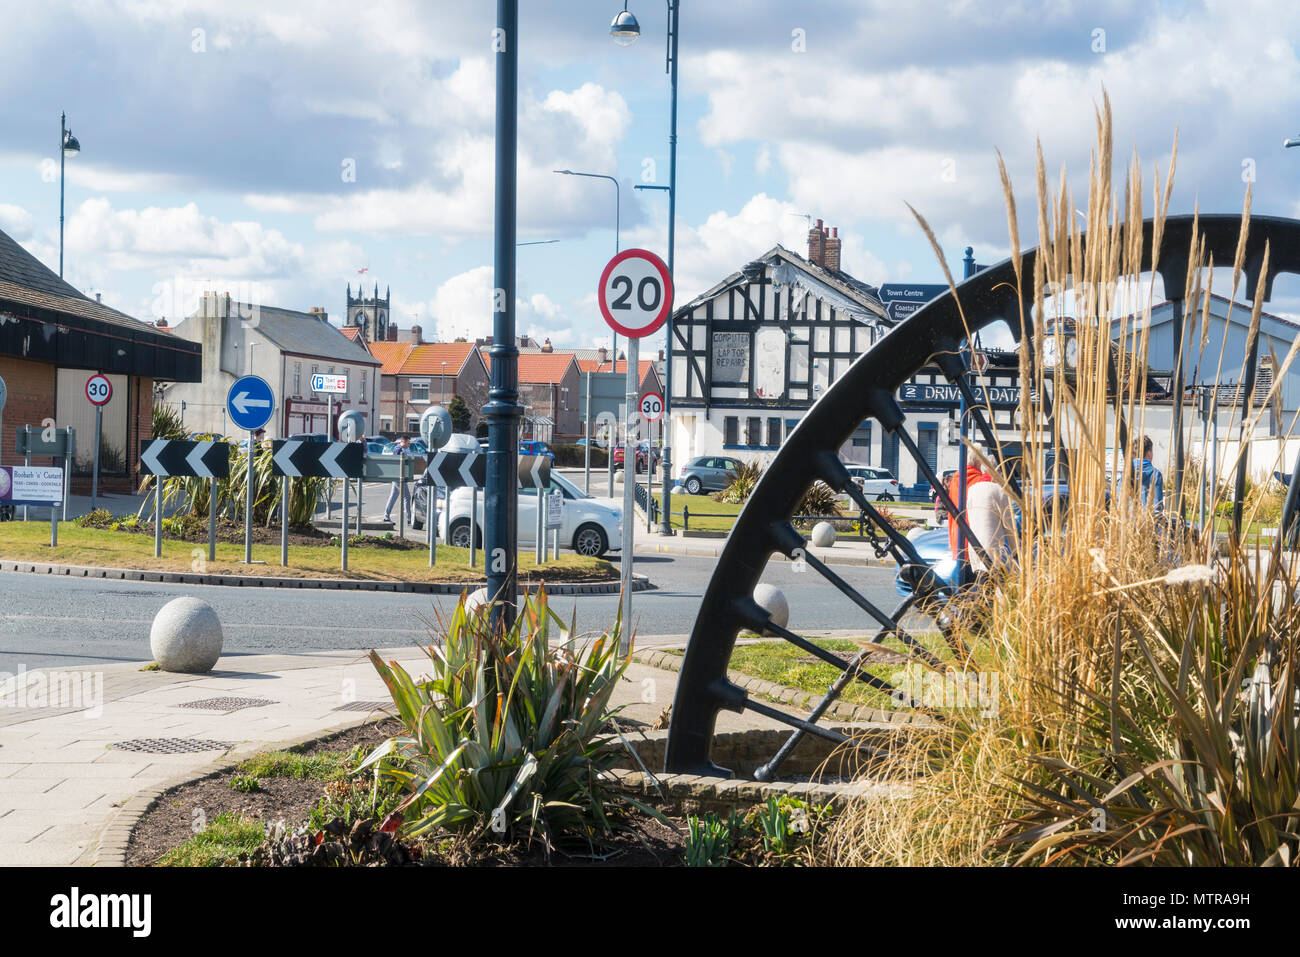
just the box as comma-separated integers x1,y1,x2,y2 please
947,462,991,561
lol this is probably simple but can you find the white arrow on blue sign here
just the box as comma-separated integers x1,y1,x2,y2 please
227,375,274,432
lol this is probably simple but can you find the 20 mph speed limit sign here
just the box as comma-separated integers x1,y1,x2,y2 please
598,248,673,339
639,392,664,422
85,374,113,406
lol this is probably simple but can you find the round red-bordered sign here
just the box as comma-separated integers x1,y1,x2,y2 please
598,248,673,339
85,374,113,406
639,391,664,422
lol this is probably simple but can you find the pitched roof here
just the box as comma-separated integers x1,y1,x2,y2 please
482,351,577,383
575,357,656,380
209,302,380,366
367,340,416,375
401,342,480,376
340,326,362,340
0,227,173,337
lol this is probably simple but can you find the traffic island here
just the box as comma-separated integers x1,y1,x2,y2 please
0,521,645,594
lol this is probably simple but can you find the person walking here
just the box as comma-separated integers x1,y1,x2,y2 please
947,461,991,562
384,436,412,524
966,472,1018,576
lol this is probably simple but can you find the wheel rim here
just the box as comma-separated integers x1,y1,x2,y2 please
450,523,471,549
665,213,1300,780
574,527,603,556
686,478,701,494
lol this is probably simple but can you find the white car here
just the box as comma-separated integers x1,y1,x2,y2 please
438,471,623,557
844,465,900,501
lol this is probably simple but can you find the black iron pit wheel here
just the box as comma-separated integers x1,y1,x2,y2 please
664,213,1300,779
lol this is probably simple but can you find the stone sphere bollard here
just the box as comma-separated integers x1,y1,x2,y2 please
671,485,686,496
810,521,836,548
753,583,789,631
150,597,223,673
464,587,490,617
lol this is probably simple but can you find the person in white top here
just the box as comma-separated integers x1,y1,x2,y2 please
965,476,1018,575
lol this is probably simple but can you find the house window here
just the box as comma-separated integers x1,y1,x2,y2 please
410,379,430,402
746,417,761,446
766,417,781,448
724,416,739,445
407,417,419,433
360,370,367,404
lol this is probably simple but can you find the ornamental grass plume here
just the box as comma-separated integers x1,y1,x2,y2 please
825,94,1300,867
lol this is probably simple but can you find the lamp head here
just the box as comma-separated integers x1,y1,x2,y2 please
62,130,80,157
610,7,640,45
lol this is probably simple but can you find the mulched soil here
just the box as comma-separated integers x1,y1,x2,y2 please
126,716,685,867
81,516,337,548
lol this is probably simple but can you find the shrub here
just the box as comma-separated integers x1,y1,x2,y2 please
74,508,114,529
793,481,843,526
550,442,608,468
713,460,761,503
360,590,650,849
447,394,472,432
152,403,188,440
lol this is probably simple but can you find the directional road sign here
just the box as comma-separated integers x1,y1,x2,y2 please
598,248,673,339
518,453,552,490
311,373,348,394
85,374,113,406
139,439,230,478
878,283,948,324
270,439,363,478
227,375,275,432
426,448,485,490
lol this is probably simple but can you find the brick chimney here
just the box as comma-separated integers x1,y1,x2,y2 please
387,324,397,341
824,227,842,272
410,324,422,343
807,218,826,266
597,346,608,368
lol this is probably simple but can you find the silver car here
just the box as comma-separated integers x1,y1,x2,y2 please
677,455,746,495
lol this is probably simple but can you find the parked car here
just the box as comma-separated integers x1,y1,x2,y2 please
364,439,388,454
382,437,429,456
844,465,900,501
287,432,330,443
438,471,622,557
613,441,660,473
677,455,747,496
519,440,555,461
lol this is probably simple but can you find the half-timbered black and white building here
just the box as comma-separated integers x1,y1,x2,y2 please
667,221,1030,489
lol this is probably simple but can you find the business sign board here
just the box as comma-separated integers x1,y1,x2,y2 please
0,466,64,507
898,382,1021,408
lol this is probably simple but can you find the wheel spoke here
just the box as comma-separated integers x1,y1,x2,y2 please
741,696,887,756
893,425,992,569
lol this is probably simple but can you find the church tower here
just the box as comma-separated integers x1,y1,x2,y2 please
346,283,391,342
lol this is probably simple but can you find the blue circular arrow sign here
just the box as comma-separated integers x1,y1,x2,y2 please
226,375,274,432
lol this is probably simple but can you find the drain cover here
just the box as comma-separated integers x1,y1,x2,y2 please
110,738,233,754
177,697,278,712
332,700,391,712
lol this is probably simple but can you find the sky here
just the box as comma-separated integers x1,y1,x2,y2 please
2,0,1299,356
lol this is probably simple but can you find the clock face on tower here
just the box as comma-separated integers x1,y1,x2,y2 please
354,310,367,327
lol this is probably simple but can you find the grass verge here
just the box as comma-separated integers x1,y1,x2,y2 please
0,522,615,583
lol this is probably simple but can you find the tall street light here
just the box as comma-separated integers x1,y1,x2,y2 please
612,1,679,537
485,0,522,629
553,167,622,376
59,112,81,278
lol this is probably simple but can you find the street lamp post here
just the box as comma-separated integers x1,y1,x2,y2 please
59,112,81,278
554,168,622,378
613,2,679,536
441,362,447,404
485,0,522,628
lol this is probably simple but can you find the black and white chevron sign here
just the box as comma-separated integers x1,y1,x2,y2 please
426,449,485,490
270,439,363,478
139,439,230,478
518,453,552,490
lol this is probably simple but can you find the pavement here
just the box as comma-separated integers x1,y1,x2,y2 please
0,638,780,866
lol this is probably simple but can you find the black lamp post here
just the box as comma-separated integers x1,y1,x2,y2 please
613,1,679,536
59,112,81,278
484,0,522,628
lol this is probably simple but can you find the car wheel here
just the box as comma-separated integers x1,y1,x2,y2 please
449,519,478,549
685,476,702,495
572,523,608,558
876,492,894,502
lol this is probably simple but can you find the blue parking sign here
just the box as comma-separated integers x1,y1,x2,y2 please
227,375,274,432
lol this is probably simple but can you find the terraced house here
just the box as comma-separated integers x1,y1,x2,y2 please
373,340,489,435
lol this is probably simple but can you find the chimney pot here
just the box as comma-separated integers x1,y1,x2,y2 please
825,226,842,272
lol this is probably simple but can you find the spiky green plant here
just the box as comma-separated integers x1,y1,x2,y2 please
359,590,653,850
713,459,762,503
152,402,188,440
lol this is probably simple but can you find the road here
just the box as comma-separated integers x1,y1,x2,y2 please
0,552,906,672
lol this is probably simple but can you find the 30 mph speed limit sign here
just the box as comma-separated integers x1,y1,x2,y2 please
598,248,673,339
85,374,113,406
639,392,664,422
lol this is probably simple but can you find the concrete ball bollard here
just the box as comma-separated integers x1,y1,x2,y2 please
464,587,490,617
811,521,836,548
150,597,224,673
753,583,789,631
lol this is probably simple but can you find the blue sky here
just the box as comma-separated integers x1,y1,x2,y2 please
1,0,1298,355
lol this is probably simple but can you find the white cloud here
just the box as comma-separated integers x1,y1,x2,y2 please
0,203,34,239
